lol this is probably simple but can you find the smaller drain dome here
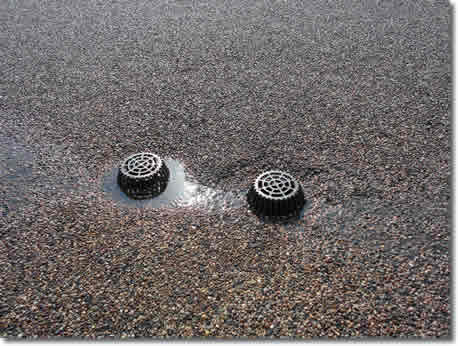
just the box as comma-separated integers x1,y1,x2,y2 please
247,170,305,218
117,152,169,199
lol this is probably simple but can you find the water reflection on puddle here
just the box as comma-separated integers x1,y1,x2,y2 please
102,158,247,212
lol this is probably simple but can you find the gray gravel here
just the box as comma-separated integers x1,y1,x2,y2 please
0,0,451,339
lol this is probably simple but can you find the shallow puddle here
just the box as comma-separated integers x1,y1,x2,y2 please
0,135,35,181
102,158,247,212
2,140,313,227
101,156,316,231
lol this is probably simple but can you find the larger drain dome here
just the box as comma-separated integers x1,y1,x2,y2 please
117,152,169,199
247,170,305,218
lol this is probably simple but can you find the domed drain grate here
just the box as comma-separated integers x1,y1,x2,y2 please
247,170,305,218
117,152,169,199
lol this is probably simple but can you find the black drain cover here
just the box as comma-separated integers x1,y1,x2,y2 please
117,152,169,199
247,170,305,218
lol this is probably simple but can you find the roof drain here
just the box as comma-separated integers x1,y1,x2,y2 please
247,170,305,219
117,152,169,200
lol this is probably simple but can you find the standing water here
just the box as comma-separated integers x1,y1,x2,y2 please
102,158,247,212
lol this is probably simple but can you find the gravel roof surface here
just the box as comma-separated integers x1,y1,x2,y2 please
0,0,451,339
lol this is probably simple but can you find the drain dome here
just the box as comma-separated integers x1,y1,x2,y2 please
117,152,169,199
247,170,305,218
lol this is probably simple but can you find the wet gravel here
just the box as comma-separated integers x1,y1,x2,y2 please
0,0,451,339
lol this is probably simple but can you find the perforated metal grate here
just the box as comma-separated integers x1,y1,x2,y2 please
117,152,169,199
247,170,305,218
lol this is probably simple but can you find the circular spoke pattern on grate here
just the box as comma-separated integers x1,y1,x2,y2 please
118,152,169,200
121,152,162,179
255,171,299,200
247,170,305,218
